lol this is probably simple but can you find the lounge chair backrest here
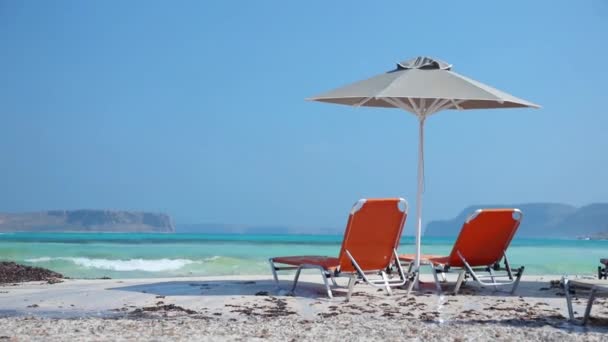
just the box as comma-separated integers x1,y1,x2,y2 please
447,209,522,267
337,198,408,273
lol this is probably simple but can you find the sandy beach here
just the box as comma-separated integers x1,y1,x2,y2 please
1,274,607,341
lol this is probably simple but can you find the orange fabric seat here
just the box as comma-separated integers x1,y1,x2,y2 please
270,256,339,270
398,254,447,264
269,198,409,299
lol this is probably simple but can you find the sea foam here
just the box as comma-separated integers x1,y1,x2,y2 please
24,257,219,272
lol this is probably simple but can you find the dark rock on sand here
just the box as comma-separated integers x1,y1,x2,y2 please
226,297,296,318
47,277,63,284
0,261,63,284
131,304,198,315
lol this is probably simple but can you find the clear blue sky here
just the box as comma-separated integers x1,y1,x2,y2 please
1,1,606,232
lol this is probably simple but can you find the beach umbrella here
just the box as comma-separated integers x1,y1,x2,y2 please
308,56,539,273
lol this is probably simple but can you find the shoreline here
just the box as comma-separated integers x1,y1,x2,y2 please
3,236,607,279
1,274,607,340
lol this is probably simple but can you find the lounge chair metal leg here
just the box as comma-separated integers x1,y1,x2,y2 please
320,269,333,299
583,287,597,326
346,275,357,302
431,265,442,294
563,278,575,321
504,254,514,280
330,273,338,287
403,262,414,289
454,270,466,295
406,271,416,295
406,262,413,275
392,249,408,285
268,259,279,285
408,265,421,290
381,271,392,296
488,267,497,291
291,267,303,293
510,266,524,294
269,259,279,285
341,249,407,298
458,254,480,284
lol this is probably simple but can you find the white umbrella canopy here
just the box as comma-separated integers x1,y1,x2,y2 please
308,56,539,273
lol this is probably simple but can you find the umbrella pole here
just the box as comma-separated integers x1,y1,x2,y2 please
414,116,425,284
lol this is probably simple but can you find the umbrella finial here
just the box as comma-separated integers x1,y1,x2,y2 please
397,57,452,70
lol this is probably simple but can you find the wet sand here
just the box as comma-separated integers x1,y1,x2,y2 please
1,274,607,341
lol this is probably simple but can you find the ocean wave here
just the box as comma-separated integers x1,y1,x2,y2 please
24,256,222,272
24,257,53,263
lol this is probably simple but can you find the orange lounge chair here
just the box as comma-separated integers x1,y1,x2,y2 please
399,208,525,294
269,198,410,300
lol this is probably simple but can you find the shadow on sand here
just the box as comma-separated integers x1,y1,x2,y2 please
108,278,573,299
109,279,342,298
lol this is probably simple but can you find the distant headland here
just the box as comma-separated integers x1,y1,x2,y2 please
176,202,608,239
425,203,608,238
0,210,174,233
1,203,606,238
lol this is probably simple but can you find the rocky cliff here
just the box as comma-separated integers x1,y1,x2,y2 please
0,210,174,233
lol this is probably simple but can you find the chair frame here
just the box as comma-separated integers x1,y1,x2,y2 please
402,208,525,295
269,198,414,300
598,259,607,280
563,277,608,325
428,252,525,294
269,249,413,300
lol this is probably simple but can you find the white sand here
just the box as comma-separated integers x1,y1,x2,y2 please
1,274,607,341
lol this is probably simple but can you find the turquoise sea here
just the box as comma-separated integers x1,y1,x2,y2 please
0,233,605,279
